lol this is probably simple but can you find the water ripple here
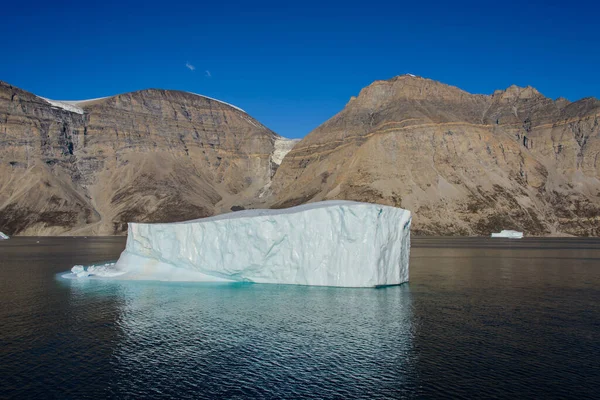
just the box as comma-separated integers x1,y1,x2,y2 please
0,237,599,399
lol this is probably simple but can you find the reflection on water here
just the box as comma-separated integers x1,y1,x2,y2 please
1,237,599,399
99,281,416,398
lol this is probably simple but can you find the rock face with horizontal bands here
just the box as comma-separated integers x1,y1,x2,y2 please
269,75,600,236
0,81,295,235
1,75,599,237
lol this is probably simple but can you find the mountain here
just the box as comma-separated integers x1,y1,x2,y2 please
0,81,297,235
2,76,599,237
269,75,600,236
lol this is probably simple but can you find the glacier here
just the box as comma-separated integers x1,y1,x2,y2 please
75,201,412,287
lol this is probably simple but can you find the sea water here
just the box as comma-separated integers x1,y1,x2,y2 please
1,237,599,399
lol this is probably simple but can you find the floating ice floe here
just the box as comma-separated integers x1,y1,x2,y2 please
64,263,126,279
491,230,524,239
69,201,412,287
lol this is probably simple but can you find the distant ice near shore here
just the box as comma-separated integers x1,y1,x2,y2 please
491,230,523,239
69,201,411,287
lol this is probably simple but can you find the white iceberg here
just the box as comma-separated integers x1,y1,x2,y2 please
110,200,411,287
0,232,9,240
491,230,523,239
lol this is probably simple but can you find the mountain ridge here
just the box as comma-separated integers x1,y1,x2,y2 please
269,75,600,236
0,81,296,235
1,76,599,236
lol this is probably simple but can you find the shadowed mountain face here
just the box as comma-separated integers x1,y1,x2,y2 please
270,76,600,236
0,82,294,235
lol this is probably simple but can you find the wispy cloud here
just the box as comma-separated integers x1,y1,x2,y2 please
185,62,195,71
205,70,212,78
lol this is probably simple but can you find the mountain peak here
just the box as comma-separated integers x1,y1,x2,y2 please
352,74,472,107
492,85,545,102
391,73,421,80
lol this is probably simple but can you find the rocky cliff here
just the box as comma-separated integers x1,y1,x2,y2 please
269,75,600,236
0,81,295,235
2,76,599,236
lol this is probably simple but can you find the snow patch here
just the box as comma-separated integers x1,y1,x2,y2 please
241,115,259,128
258,136,299,198
38,96,113,114
39,97,85,114
40,91,245,115
63,97,111,105
272,136,299,166
185,92,246,113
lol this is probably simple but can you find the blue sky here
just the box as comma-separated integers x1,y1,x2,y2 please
1,0,598,138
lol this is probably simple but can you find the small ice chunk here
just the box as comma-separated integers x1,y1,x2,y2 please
71,265,85,274
66,262,126,279
71,265,91,278
491,230,523,239
87,263,124,277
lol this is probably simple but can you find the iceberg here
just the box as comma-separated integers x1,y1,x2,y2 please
491,230,523,239
109,200,411,287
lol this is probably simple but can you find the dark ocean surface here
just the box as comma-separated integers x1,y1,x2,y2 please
1,237,599,399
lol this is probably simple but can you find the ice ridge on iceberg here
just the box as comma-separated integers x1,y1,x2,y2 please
108,201,411,287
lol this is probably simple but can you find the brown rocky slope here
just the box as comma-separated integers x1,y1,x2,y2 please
269,75,600,236
2,76,599,236
0,81,296,235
